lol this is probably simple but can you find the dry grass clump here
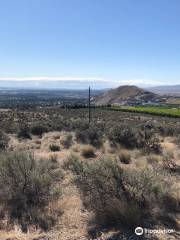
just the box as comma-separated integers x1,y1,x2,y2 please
117,150,131,164
135,157,148,169
81,145,95,158
72,144,80,152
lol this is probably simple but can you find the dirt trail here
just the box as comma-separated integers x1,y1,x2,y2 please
52,171,91,240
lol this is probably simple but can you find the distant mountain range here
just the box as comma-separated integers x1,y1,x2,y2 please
148,85,180,96
94,85,165,106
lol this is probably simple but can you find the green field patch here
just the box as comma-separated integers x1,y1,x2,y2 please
109,105,180,118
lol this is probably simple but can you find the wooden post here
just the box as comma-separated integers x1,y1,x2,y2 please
88,86,91,124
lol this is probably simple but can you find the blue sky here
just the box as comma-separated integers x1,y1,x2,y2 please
0,0,180,88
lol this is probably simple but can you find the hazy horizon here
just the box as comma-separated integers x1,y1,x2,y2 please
0,79,179,90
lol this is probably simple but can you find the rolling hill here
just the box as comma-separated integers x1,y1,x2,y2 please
94,85,165,106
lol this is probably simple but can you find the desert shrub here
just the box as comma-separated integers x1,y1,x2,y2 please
0,151,62,231
17,127,31,139
32,212,55,231
123,167,169,205
31,124,48,136
146,137,161,154
81,145,95,158
118,150,131,164
52,121,64,132
0,121,19,134
108,125,141,148
158,125,175,136
76,126,103,147
71,119,89,131
49,144,60,152
0,131,9,150
163,183,180,212
65,154,83,172
69,157,172,229
108,125,161,153
60,134,73,148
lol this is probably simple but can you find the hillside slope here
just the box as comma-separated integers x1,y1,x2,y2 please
94,85,164,105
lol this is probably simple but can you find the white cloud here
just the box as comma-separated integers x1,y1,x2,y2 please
111,79,178,87
116,79,165,86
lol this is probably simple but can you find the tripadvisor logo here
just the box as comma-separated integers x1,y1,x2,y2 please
135,226,174,236
135,227,144,236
